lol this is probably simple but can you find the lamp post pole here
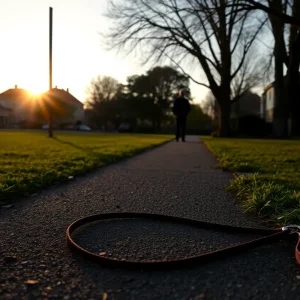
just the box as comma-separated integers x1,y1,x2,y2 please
48,7,53,138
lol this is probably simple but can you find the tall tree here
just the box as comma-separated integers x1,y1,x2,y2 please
230,0,300,27
86,76,120,130
267,0,288,136
286,0,300,135
106,0,266,136
122,66,190,131
228,0,300,136
187,104,212,129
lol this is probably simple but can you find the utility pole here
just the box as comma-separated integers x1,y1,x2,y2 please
48,7,53,138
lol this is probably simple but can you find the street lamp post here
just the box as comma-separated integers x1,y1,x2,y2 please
48,7,53,138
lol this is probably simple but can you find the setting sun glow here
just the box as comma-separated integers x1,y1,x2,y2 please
28,85,47,97
0,0,206,104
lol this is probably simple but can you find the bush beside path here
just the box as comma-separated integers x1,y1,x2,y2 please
202,136,300,225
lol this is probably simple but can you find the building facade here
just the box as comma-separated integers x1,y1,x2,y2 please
261,83,275,123
0,105,14,128
0,85,84,128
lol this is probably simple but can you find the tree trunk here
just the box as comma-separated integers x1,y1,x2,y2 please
287,47,300,136
290,83,300,136
218,99,231,137
288,2,300,136
272,49,287,138
269,0,288,138
272,69,288,138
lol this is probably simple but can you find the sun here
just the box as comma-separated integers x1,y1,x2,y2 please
28,83,48,96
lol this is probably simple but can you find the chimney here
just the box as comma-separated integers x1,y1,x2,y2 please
67,88,69,93
15,85,18,89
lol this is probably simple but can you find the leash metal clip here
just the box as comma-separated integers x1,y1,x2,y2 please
282,225,300,234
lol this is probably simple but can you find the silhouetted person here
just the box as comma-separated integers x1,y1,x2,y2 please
172,90,191,142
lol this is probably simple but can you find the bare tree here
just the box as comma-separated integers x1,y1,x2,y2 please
86,76,119,105
228,0,300,136
105,0,266,136
267,0,289,137
286,0,300,135
86,76,120,130
231,52,268,103
228,0,300,27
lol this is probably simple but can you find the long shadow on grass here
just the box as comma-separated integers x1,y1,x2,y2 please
53,137,123,165
53,137,95,155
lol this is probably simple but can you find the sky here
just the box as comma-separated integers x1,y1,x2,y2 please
0,0,207,105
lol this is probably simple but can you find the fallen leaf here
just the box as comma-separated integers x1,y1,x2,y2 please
102,292,108,300
99,252,107,256
25,280,39,285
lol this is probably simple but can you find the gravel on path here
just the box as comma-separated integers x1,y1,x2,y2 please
1,136,300,300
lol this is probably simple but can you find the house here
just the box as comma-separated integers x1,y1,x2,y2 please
261,76,300,123
0,85,84,128
0,104,14,128
211,91,261,120
46,87,85,124
0,85,35,125
231,92,261,118
261,83,275,123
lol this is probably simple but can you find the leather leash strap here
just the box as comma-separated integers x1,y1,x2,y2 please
66,212,299,270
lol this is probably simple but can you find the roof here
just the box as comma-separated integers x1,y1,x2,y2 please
0,87,32,101
45,88,83,106
0,86,83,109
264,83,273,93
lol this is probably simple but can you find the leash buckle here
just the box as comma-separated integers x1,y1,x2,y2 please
282,225,300,234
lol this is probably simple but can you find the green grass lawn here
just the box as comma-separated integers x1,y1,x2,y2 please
0,131,172,204
201,136,300,225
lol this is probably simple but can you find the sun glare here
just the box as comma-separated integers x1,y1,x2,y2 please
27,82,47,97
29,88,45,96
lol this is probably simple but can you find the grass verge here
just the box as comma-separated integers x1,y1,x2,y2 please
0,131,172,204
201,136,300,225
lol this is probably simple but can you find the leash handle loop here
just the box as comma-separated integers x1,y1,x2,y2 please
66,213,299,270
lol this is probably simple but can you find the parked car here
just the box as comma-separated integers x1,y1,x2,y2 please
41,124,57,130
118,122,132,133
64,124,77,130
78,124,91,131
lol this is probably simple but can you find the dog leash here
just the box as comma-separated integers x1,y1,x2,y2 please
66,212,300,270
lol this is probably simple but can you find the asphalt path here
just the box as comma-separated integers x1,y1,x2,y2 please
1,136,300,300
